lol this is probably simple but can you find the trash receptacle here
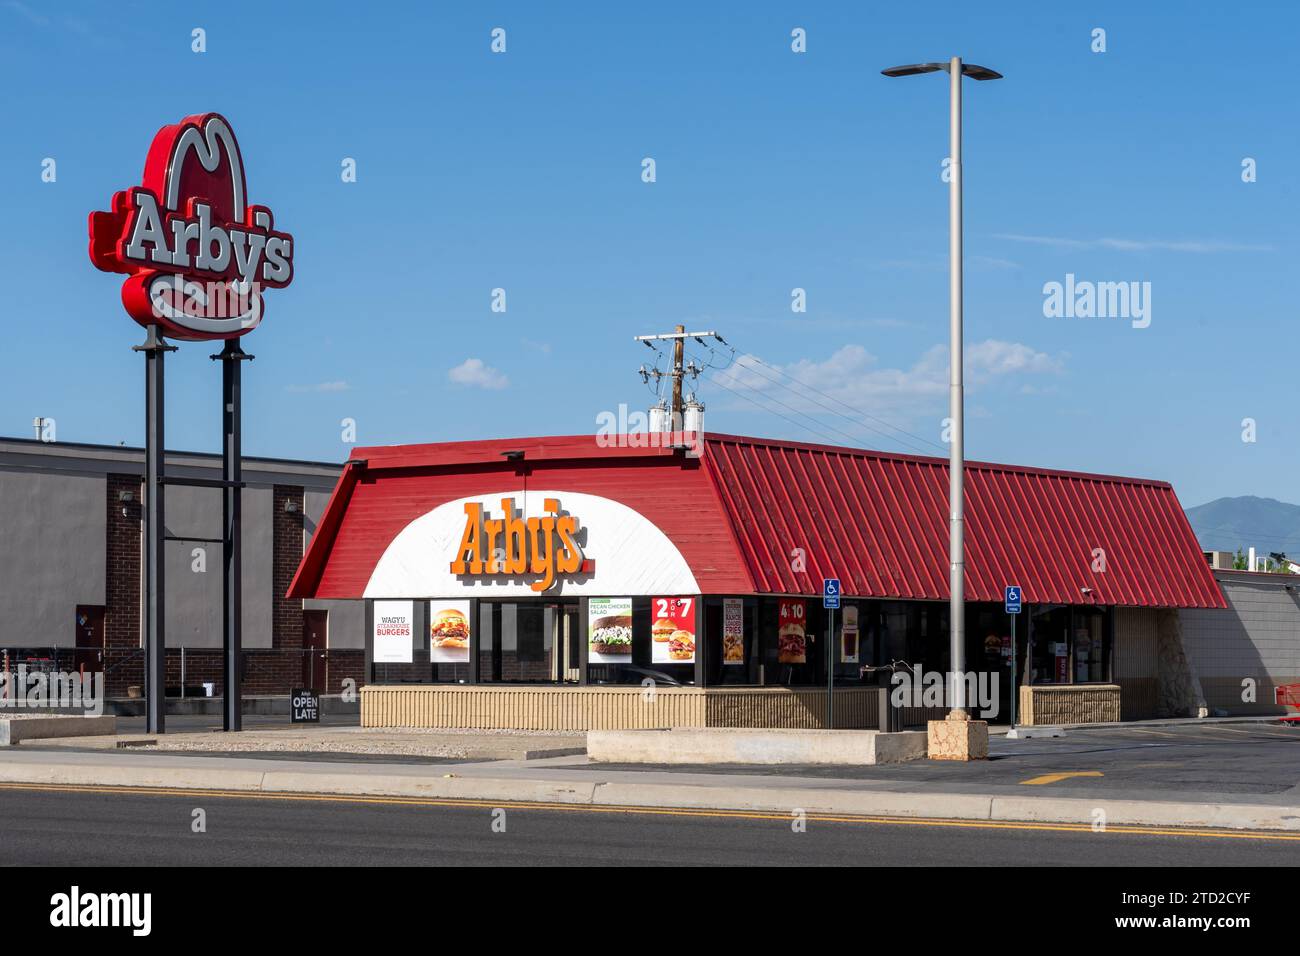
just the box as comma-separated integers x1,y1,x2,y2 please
862,664,902,733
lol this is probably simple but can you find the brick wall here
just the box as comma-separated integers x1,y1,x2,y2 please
94,477,365,701
273,485,305,649
158,647,366,697
104,474,142,696
328,650,366,696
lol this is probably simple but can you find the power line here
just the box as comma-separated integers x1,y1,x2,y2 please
738,352,948,455
703,366,878,450
688,333,948,457
727,355,940,457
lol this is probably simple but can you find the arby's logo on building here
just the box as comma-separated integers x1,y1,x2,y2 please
88,112,293,341
451,497,594,592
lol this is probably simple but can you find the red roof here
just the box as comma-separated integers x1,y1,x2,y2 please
290,432,1225,609
703,434,1224,608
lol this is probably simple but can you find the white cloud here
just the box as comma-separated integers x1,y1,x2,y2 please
449,357,508,390
712,340,1062,425
965,339,1064,380
993,233,1272,254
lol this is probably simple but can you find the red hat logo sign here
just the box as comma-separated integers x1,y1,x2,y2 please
88,112,293,341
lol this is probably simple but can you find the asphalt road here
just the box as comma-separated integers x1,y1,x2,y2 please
0,785,1295,866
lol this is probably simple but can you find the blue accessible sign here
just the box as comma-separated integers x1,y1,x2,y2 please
1004,585,1022,615
823,578,841,609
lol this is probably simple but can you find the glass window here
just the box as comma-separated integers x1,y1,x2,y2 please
372,600,466,685
1029,605,1070,685
703,597,760,686
478,600,575,683
756,597,827,687
1073,608,1108,683
1028,605,1111,685
586,597,696,687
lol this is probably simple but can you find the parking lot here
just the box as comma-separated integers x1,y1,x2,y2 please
587,721,1300,804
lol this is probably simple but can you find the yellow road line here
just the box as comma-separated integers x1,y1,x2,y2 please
1020,771,1104,785
0,781,1296,842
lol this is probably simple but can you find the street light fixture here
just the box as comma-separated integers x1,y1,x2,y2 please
884,57,1001,722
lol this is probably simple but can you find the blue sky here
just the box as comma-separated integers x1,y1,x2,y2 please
1,0,1294,508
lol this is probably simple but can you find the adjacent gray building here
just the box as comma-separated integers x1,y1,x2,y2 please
1181,568,1300,716
0,437,363,698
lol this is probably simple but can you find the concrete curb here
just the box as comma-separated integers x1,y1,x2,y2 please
587,728,927,765
0,716,117,746
0,759,1296,832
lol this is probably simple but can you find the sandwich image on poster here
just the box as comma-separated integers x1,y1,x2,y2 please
651,596,695,664
722,598,744,665
589,597,633,662
777,597,806,665
429,600,471,663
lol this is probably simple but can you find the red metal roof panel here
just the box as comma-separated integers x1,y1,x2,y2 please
701,434,1225,608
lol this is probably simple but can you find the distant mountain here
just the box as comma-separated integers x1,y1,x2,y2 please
1184,496,1300,559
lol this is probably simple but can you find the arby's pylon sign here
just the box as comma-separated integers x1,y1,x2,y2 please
88,112,293,341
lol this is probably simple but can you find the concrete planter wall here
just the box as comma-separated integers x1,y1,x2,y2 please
588,727,928,765
360,685,945,732
0,715,117,746
1018,683,1121,725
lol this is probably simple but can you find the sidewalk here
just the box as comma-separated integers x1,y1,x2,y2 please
4,721,1298,833
23,725,586,761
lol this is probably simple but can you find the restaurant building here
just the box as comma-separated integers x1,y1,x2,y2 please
289,431,1227,730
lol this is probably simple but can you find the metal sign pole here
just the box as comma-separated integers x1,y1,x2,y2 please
822,577,840,730
1009,614,1017,731
134,325,175,735
827,607,835,730
1004,585,1022,737
214,341,253,732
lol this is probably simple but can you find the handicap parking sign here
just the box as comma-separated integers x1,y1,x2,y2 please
1005,585,1022,614
823,578,841,609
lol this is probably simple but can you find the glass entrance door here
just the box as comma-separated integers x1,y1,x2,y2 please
480,599,580,684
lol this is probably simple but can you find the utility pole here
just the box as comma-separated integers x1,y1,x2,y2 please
633,328,725,428
670,324,685,425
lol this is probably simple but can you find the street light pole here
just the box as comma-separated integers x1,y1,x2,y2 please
882,57,1001,721
947,55,966,717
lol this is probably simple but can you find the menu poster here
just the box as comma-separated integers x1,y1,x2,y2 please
651,596,696,665
429,599,471,663
840,604,859,664
589,597,633,662
722,598,744,666
373,600,414,663
777,598,806,664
